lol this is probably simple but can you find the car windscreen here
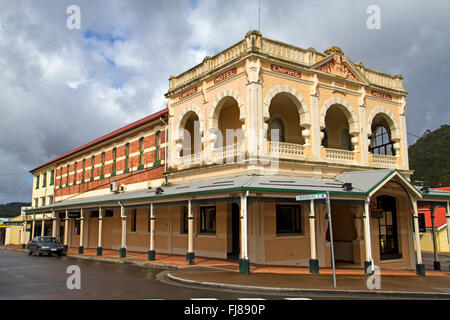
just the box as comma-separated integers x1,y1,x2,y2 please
38,237,59,243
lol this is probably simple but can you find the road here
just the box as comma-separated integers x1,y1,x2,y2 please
0,249,312,300
422,252,450,271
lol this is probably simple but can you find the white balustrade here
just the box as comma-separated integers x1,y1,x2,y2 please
270,141,305,160
325,148,354,162
371,154,397,168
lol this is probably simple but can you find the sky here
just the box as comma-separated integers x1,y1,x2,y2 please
0,0,449,203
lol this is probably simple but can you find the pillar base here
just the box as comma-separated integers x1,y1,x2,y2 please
364,261,373,275
309,259,319,274
148,250,156,261
416,264,426,276
120,247,126,258
63,245,68,253
96,247,102,256
239,259,250,274
434,261,441,271
78,246,84,254
186,252,195,265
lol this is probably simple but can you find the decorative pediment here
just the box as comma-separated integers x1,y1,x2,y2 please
313,50,368,84
317,54,358,80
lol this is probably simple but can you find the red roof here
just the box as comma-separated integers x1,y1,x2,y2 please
417,204,448,229
31,108,168,173
435,186,450,192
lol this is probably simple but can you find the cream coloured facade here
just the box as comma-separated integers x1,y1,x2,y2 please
24,31,450,276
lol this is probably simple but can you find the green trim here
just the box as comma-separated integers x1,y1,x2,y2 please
100,175,104,179
81,180,85,184
153,160,161,166
65,184,68,188
90,177,94,182
365,169,395,195
111,172,116,177
123,169,130,174
137,165,144,170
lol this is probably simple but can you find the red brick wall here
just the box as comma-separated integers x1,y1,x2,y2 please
54,127,166,199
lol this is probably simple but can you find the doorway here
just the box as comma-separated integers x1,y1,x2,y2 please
377,195,400,260
228,203,240,260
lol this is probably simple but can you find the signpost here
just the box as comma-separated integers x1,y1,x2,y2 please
296,192,337,288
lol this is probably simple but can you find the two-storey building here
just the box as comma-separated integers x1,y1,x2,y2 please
24,31,450,276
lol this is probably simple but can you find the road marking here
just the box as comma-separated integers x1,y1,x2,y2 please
237,298,267,300
191,298,219,300
284,297,312,300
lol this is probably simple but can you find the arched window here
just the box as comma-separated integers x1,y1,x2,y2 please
370,125,393,155
341,128,352,151
271,117,285,142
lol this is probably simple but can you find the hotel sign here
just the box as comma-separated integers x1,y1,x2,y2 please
214,67,237,84
371,90,392,101
271,64,301,79
179,86,198,100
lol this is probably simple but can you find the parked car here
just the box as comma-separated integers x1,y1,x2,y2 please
27,236,64,256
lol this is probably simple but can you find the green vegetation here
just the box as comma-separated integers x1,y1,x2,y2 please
0,202,30,218
409,124,450,187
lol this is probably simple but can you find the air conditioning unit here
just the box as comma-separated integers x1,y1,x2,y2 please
110,181,119,193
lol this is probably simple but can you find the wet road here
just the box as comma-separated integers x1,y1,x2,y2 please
0,250,307,300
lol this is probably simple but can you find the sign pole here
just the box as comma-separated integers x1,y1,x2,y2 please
326,191,337,288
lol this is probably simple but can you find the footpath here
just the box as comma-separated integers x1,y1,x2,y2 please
2,245,450,299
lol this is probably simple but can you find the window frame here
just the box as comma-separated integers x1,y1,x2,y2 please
124,143,130,173
49,170,54,186
35,175,40,190
369,124,394,156
112,148,117,176
199,206,216,234
276,204,302,236
138,137,145,169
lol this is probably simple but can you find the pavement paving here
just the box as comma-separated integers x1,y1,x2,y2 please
2,245,450,299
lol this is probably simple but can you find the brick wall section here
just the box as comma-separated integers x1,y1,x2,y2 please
54,126,166,199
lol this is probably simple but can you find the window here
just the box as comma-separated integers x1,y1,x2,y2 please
105,209,114,217
91,210,99,218
49,170,54,186
181,206,188,234
369,124,393,155
35,175,40,189
271,118,285,142
155,131,161,163
131,209,137,232
91,156,95,181
124,143,130,172
59,167,63,188
34,198,38,208
112,148,117,175
276,204,302,235
74,220,80,235
341,128,352,151
139,137,145,169
73,162,77,185
48,196,53,205
101,152,105,178
82,159,85,183
200,206,216,234
321,129,328,148
42,172,47,188
66,165,69,187
41,197,46,207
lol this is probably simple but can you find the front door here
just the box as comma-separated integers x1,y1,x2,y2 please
228,203,240,260
377,195,400,260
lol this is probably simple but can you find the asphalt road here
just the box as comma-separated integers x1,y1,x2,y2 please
0,249,312,300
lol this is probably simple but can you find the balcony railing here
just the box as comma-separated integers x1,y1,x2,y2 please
371,154,397,168
214,143,242,164
178,152,201,167
325,148,354,162
270,141,305,160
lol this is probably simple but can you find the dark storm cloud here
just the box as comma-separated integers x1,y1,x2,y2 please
0,0,448,203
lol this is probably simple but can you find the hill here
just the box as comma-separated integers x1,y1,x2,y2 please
408,124,450,187
0,202,30,218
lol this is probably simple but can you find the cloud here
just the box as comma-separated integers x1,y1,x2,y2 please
0,0,448,203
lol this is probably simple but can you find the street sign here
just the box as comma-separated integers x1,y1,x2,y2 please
296,193,327,201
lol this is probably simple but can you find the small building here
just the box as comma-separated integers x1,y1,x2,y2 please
417,186,450,254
